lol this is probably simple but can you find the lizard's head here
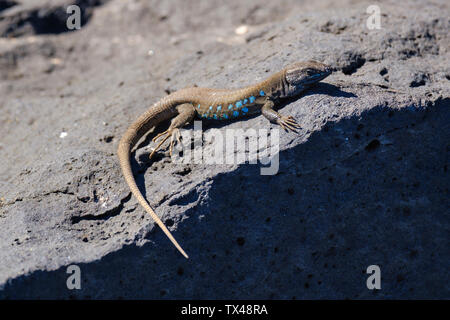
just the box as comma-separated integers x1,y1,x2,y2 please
283,60,332,96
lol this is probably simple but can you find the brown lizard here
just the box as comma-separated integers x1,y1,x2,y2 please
118,60,332,258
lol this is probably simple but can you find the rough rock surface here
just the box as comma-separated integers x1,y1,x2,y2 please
0,0,449,299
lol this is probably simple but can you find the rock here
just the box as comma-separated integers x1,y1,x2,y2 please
0,0,448,298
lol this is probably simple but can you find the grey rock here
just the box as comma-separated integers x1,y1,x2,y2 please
0,0,449,298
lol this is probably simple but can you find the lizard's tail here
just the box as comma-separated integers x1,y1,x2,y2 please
117,138,189,259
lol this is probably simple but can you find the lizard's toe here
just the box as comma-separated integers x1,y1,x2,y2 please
152,131,166,143
150,128,184,159
150,130,171,159
278,115,301,133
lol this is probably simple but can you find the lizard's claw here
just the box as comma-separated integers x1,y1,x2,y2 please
149,128,182,159
152,131,167,143
277,115,301,133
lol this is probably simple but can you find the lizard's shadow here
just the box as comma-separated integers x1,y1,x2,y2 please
301,82,357,98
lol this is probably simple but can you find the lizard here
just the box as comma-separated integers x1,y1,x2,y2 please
117,60,332,259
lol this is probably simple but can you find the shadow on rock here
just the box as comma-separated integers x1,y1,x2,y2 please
1,98,448,299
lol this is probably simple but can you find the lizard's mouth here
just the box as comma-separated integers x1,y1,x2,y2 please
302,69,332,85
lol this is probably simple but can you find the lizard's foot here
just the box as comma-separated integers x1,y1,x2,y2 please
277,115,301,133
150,128,182,159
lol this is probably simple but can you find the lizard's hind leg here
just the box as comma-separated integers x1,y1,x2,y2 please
150,103,196,159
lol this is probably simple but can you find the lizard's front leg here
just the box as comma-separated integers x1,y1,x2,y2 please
261,100,301,132
150,103,196,159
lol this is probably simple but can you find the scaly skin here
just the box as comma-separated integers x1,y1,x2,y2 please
118,60,332,258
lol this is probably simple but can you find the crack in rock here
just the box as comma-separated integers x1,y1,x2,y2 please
71,192,131,224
